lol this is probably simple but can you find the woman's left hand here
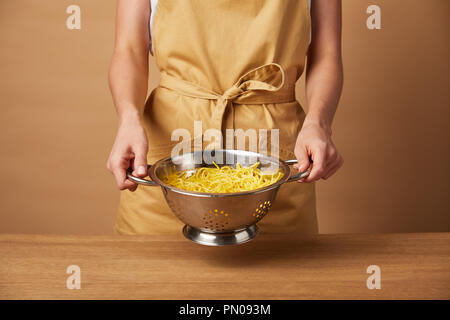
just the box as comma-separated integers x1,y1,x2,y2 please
294,121,344,182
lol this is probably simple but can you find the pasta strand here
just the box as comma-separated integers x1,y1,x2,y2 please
161,162,284,193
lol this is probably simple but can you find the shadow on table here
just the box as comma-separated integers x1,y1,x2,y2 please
186,233,383,267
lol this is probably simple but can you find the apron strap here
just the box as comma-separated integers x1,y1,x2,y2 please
158,63,295,131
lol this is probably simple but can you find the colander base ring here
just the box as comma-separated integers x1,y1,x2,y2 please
182,224,258,246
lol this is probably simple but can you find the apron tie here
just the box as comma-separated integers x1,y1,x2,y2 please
158,63,295,134
214,85,243,131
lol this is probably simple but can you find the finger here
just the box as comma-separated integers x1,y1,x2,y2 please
327,148,338,163
297,165,311,183
115,170,136,190
111,161,137,191
322,162,339,180
322,152,338,178
323,156,344,180
304,148,327,182
132,145,148,178
294,145,311,181
116,173,137,190
121,179,137,191
128,185,138,192
322,163,340,180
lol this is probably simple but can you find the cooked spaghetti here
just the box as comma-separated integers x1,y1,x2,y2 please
161,162,284,193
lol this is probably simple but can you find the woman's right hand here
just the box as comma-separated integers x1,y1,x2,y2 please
106,116,148,192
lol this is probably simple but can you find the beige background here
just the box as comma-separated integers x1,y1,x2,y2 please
0,0,448,235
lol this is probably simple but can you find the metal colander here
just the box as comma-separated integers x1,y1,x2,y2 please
127,149,308,246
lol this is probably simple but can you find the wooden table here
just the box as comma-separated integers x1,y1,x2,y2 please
0,233,449,299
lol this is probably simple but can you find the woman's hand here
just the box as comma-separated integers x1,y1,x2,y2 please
107,116,148,191
294,121,343,182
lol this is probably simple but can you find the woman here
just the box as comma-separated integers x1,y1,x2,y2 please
108,0,343,235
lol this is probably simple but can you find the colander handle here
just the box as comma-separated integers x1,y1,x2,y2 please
285,159,310,182
126,165,158,186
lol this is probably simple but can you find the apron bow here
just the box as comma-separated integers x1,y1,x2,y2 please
158,63,294,132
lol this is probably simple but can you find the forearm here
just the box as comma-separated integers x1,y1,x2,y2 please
107,0,152,190
304,53,343,134
295,55,344,181
108,48,149,123
294,0,344,181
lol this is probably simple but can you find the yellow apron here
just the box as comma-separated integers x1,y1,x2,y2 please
115,0,318,235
